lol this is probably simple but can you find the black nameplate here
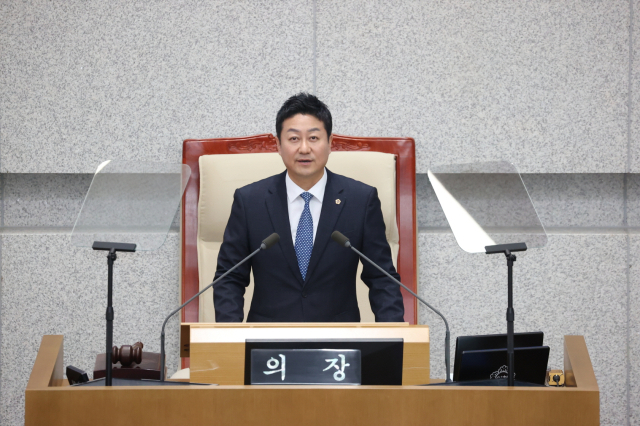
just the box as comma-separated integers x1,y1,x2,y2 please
250,349,361,385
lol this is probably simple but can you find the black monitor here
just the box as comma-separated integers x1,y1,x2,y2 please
453,331,544,382
244,339,403,385
458,346,550,385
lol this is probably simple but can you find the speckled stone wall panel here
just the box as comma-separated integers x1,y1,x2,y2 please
316,1,629,173
626,174,640,226
416,173,448,229
0,0,314,173
0,234,3,424
0,179,4,420
2,173,182,231
3,174,92,227
418,173,626,229
418,232,626,425
629,235,640,425
0,233,181,426
521,174,626,228
630,0,640,173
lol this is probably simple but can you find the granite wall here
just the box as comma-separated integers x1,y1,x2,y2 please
1,0,638,425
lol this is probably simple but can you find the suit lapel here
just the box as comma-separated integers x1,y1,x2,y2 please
304,170,345,287
265,172,304,285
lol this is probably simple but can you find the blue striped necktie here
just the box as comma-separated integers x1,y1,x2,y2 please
295,192,314,280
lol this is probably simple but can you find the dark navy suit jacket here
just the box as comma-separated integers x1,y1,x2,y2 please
213,169,405,322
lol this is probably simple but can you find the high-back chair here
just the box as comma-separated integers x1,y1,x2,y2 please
181,134,417,334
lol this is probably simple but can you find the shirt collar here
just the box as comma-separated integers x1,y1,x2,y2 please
285,168,327,204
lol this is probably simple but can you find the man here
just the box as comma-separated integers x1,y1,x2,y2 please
213,93,404,322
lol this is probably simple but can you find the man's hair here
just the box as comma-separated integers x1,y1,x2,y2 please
275,93,332,140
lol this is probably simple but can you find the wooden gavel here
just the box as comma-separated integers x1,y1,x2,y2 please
111,342,143,367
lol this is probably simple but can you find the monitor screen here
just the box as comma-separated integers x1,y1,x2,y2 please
453,332,544,381
458,346,550,385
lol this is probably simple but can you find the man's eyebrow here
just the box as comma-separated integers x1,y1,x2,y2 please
285,127,322,133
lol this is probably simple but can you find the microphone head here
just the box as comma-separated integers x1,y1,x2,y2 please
261,233,280,250
331,231,351,248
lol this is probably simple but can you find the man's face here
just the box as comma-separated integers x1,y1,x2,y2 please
277,113,332,190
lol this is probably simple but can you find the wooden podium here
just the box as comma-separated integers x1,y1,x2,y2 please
182,322,430,385
25,324,599,425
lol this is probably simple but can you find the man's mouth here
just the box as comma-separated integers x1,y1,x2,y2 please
297,159,312,164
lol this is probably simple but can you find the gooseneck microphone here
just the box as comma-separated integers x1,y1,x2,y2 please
331,230,452,383
159,233,280,381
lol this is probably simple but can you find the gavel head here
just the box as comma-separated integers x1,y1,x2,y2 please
112,342,144,367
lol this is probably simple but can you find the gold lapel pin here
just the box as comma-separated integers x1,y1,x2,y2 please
336,199,341,205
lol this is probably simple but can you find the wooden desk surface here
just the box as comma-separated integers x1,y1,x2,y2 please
25,335,599,426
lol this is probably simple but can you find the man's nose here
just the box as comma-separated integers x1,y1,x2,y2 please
299,139,311,153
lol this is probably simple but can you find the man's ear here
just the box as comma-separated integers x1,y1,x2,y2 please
328,134,333,151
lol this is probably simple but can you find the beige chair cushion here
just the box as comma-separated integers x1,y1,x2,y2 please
197,151,398,323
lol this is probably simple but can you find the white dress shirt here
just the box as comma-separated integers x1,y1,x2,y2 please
286,169,327,244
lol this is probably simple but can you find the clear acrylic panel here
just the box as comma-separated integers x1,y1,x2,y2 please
427,161,547,253
71,160,191,251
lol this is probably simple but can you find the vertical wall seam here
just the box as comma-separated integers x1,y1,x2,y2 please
625,174,631,426
1,173,4,229
627,2,633,425
312,0,317,94
629,0,634,176
0,174,4,408
0,74,3,175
